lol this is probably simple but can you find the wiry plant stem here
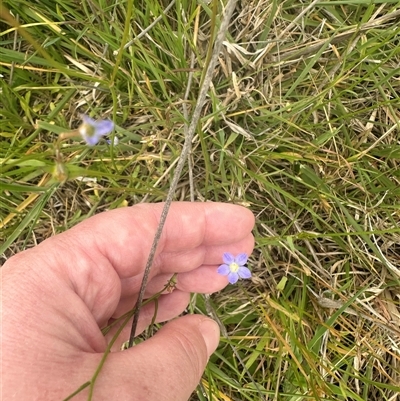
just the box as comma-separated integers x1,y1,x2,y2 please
128,0,238,347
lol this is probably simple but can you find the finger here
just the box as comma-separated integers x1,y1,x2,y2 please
155,232,255,274
62,202,255,278
113,266,232,321
117,232,254,298
105,290,191,350
177,265,235,292
85,315,220,401
36,202,254,324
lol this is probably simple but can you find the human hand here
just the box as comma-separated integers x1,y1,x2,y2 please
2,202,254,400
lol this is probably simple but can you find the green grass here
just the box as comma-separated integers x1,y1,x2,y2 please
2,0,400,399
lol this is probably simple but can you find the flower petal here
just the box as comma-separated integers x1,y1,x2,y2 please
81,114,96,126
84,134,102,146
235,253,248,266
93,120,114,137
237,266,252,279
222,252,235,264
227,272,239,284
217,264,230,276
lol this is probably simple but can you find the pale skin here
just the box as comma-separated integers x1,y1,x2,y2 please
1,202,255,400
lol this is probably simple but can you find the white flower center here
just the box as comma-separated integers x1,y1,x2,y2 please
230,262,239,273
79,123,95,138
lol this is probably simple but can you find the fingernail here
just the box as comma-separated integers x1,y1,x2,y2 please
199,319,220,357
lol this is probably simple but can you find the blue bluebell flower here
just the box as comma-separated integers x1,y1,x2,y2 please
217,252,251,284
78,115,114,146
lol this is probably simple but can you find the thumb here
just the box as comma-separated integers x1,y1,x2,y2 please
94,315,220,401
